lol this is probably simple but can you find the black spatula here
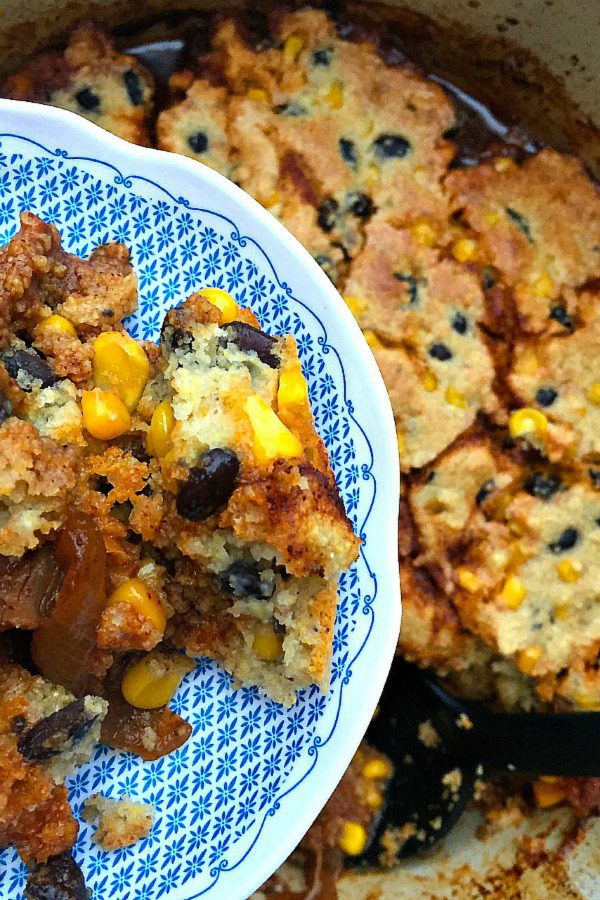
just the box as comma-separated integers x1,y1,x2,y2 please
357,658,600,863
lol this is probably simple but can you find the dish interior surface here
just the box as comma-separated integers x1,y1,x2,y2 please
0,103,400,900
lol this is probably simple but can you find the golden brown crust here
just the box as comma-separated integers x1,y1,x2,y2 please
0,663,78,864
220,459,359,578
3,23,155,145
0,418,80,556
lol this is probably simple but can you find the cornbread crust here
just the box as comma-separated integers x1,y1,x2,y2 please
3,23,154,145
509,290,600,462
0,212,137,348
0,661,108,864
0,418,80,556
446,150,600,334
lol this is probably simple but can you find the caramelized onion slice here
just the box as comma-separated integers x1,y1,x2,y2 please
32,512,106,697
100,656,192,761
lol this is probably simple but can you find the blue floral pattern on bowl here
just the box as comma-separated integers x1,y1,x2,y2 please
0,102,400,900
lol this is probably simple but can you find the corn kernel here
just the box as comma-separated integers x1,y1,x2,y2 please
365,787,383,809
344,294,366,319
244,393,302,465
552,602,570,622
363,331,382,350
108,578,166,633
396,429,405,458
494,157,516,173
484,210,500,225
277,362,309,412
533,777,567,808
451,238,477,263
326,80,344,109
573,691,600,711
557,559,582,583
509,408,547,439
516,349,540,376
587,382,600,406
283,34,303,61
36,314,77,339
457,567,481,593
517,645,542,674
93,331,150,413
364,164,380,186
247,87,269,103
121,653,195,709
252,623,283,661
362,758,393,781
532,272,554,298
499,574,526,610
199,287,238,324
410,219,437,247
338,821,367,856
82,389,131,441
147,400,175,459
422,370,438,393
445,386,468,409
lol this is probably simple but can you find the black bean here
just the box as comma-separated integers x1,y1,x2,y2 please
25,852,89,900
0,388,12,424
124,69,144,106
505,207,534,243
11,714,27,734
536,387,558,407
524,472,562,501
176,448,240,521
339,138,357,167
372,134,411,160
188,131,209,155
75,87,100,111
428,343,453,361
317,197,339,233
475,479,495,505
549,304,574,331
275,101,306,117
312,48,332,66
272,618,287,635
17,700,97,762
451,311,468,334
217,560,276,600
481,267,498,291
221,321,280,368
3,349,58,389
589,468,600,488
347,191,373,219
548,527,579,554
393,272,420,306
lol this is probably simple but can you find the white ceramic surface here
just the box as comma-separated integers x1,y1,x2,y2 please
0,99,400,900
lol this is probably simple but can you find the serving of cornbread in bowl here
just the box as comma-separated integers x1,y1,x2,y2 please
0,94,399,898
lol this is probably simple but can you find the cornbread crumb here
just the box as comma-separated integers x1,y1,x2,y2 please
83,794,153,850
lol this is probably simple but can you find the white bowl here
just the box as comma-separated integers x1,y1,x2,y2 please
0,99,401,900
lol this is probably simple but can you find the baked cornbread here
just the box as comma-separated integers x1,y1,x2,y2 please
2,23,154,145
3,5,600,890
0,660,106,864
